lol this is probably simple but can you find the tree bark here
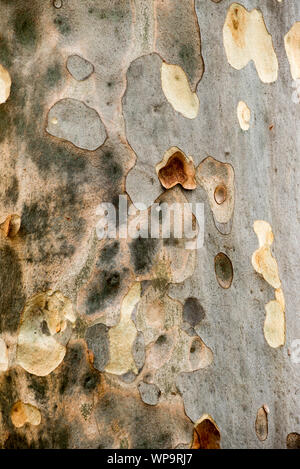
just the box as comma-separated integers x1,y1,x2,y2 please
0,0,299,449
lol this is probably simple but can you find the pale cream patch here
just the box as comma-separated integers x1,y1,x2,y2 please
223,3,278,83
284,23,300,80
161,62,199,119
0,64,11,104
252,221,285,348
264,300,285,348
275,288,285,312
252,221,281,289
105,282,141,375
237,100,251,130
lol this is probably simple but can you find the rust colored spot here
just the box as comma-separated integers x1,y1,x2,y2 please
214,185,227,205
156,147,196,190
214,252,233,289
229,5,247,48
191,414,221,449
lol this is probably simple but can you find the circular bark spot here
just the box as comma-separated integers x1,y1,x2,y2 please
214,252,233,289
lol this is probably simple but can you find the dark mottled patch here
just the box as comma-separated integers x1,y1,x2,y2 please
0,105,12,143
4,433,33,449
45,63,62,88
156,334,167,345
179,44,196,83
0,37,12,68
85,323,109,372
86,270,122,315
0,371,18,432
28,375,48,401
138,431,170,449
59,343,84,395
52,423,69,449
4,175,19,205
88,8,128,22
54,15,71,35
21,202,49,240
129,237,158,274
98,241,119,265
183,297,205,327
28,138,87,176
0,245,25,333
102,151,122,182
82,371,100,392
14,10,37,47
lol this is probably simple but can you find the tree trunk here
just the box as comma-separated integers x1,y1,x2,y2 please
0,0,299,449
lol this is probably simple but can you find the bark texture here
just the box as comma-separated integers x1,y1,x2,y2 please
0,0,299,449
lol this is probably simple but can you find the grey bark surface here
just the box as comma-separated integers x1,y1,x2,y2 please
0,0,299,449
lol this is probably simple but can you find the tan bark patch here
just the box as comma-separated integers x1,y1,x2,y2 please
11,401,41,428
255,406,268,441
0,214,21,238
105,282,141,375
